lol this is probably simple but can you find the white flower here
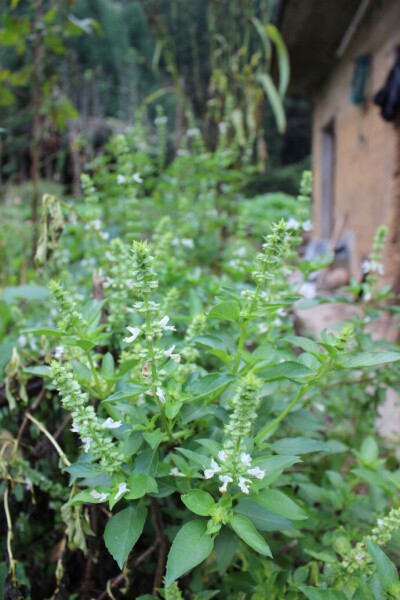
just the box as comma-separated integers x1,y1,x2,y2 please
218,475,233,493
286,218,300,230
164,345,181,362
218,122,227,134
100,231,109,241
154,115,167,125
82,437,92,453
124,326,141,343
235,246,247,258
133,172,143,184
204,458,221,479
156,387,166,404
218,450,227,463
54,345,64,359
187,128,200,137
170,467,185,477
302,220,313,232
238,477,252,494
117,174,126,185
362,260,384,275
90,490,110,502
377,518,384,526
355,552,365,562
101,417,122,429
159,316,176,331
240,452,252,467
18,335,27,347
71,422,81,433
247,467,265,480
182,238,194,249
114,482,130,501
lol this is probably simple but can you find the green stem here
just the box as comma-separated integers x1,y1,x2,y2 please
254,361,332,444
232,324,246,374
143,294,174,441
86,351,102,398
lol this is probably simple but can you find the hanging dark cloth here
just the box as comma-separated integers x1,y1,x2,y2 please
374,47,400,122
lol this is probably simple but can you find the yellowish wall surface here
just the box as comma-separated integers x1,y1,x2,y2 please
312,0,400,284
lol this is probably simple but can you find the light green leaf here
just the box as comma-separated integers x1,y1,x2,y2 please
340,351,400,369
230,514,272,556
266,24,290,97
104,505,147,569
257,361,313,381
366,539,400,593
208,301,240,323
101,353,114,379
23,327,64,337
251,489,308,520
256,73,286,133
299,586,347,599
103,384,146,403
272,437,331,455
181,490,215,516
282,335,322,357
165,520,214,586
23,365,52,378
235,499,292,531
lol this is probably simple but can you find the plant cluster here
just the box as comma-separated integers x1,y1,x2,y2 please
1,122,400,600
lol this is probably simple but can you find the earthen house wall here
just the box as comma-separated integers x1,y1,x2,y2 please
312,0,400,285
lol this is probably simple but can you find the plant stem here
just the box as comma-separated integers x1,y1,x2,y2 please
86,351,102,397
25,413,71,467
4,483,16,581
232,323,246,374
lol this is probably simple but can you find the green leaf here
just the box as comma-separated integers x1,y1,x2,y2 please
266,24,290,97
23,327,64,337
0,84,15,106
125,474,158,499
272,437,331,455
101,353,114,379
235,499,292,531
256,73,286,133
165,520,214,586
65,462,103,484
251,489,308,520
230,514,272,557
257,361,313,381
103,383,146,403
192,335,228,351
143,429,163,450
208,301,240,323
1,285,49,304
23,365,52,378
185,373,234,402
215,528,239,575
181,490,215,516
299,586,347,600
340,351,400,369
104,505,147,569
366,539,400,592
282,335,322,357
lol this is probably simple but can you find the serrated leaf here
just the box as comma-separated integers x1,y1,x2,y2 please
104,505,147,569
208,301,240,323
181,490,215,516
165,520,214,586
230,514,272,556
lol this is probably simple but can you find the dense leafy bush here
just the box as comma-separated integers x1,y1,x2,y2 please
1,121,400,600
